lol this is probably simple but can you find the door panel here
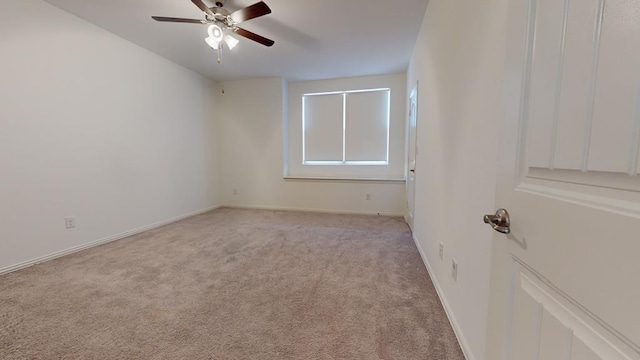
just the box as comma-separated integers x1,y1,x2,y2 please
588,0,640,173
538,308,570,360
406,86,418,229
509,268,636,360
489,0,640,358
509,283,542,360
525,0,565,169
553,0,602,170
572,337,608,360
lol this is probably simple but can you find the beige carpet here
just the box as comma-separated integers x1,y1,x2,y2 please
0,208,464,359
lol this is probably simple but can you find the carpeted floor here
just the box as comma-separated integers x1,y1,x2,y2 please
0,208,464,359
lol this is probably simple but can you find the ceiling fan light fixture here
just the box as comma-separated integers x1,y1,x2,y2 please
205,36,220,49
205,24,224,49
208,24,224,40
224,35,239,50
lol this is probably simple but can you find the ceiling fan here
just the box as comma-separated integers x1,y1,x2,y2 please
152,0,274,62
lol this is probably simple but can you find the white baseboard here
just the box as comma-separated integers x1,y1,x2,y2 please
0,205,222,276
222,203,404,217
411,232,475,360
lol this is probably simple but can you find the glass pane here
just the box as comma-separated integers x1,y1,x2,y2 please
303,93,344,162
345,90,389,162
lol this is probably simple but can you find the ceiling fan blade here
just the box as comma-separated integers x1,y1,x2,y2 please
152,16,206,24
230,1,272,24
235,27,275,47
191,0,214,17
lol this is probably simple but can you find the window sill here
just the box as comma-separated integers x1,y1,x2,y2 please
283,176,406,184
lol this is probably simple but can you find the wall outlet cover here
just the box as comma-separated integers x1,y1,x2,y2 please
65,217,76,229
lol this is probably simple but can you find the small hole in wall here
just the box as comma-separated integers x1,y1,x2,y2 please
221,88,225,94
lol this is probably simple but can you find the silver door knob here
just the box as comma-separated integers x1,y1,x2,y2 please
483,208,511,234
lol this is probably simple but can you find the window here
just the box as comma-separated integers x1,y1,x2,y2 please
302,88,390,165
285,73,406,180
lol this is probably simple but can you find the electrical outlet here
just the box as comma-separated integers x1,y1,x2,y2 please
233,188,238,195
439,242,444,260
451,259,458,281
65,217,76,229
366,193,371,201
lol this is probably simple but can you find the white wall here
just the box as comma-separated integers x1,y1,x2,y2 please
407,0,506,359
0,0,221,272
218,77,405,215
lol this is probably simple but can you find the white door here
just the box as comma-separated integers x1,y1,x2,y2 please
406,85,418,230
486,0,640,359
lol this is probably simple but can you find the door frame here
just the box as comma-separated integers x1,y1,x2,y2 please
406,82,419,230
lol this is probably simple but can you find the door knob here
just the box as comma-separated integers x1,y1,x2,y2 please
483,208,511,234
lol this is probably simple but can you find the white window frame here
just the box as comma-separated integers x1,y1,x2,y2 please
302,88,391,166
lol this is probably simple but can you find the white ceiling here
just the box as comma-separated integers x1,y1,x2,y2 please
43,0,428,82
